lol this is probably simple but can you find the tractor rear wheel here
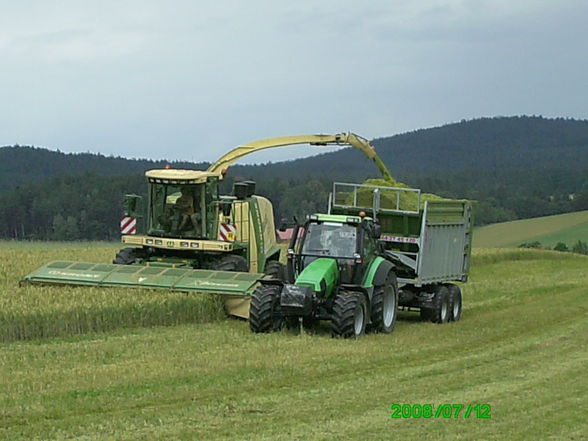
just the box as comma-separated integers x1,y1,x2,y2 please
212,254,248,272
113,247,147,265
369,273,398,334
331,290,367,338
430,285,450,324
447,284,462,322
264,260,285,281
249,285,283,333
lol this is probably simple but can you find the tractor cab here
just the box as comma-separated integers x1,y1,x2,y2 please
287,214,381,285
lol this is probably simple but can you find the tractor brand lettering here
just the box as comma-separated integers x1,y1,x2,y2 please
120,217,137,235
48,271,101,278
380,235,418,244
194,280,240,288
218,223,237,242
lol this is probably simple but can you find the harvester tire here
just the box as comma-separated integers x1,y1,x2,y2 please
264,261,285,281
249,285,283,333
369,272,398,334
447,284,462,322
331,290,367,339
212,255,249,272
113,247,146,265
430,285,450,324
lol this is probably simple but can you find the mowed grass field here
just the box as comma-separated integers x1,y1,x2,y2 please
1,244,587,440
473,210,588,248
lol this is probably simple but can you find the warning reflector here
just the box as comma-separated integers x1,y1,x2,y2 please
120,216,137,235
219,223,236,241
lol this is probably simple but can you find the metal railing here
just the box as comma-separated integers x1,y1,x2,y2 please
331,182,421,215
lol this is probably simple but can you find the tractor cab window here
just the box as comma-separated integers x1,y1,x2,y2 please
301,222,357,259
149,183,204,238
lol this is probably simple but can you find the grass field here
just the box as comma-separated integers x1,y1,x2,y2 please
1,245,587,440
473,210,588,248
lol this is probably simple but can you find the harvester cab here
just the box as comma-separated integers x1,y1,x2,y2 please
116,169,279,275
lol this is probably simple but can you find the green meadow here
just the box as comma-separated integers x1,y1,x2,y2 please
0,244,587,440
473,210,588,248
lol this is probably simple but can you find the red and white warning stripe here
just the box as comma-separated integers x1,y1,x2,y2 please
218,223,237,241
120,216,137,235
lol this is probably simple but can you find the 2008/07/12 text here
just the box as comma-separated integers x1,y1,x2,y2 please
389,403,491,419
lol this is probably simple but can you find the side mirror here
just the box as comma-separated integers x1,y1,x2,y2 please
372,224,382,239
123,194,143,218
220,202,232,217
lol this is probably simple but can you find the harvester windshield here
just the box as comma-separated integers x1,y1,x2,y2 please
149,183,210,238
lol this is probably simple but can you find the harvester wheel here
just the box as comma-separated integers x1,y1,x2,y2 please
249,285,283,333
331,290,367,339
264,261,285,281
369,272,398,333
113,247,146,265
430,285,450,324
447,284,462,322
212,254,249,272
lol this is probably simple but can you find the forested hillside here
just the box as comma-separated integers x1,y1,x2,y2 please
1,116,587,240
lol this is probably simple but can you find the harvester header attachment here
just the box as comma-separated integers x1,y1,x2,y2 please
23,261,264,296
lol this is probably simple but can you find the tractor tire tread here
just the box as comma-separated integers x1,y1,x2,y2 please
331,290,366,338
249,285,282,333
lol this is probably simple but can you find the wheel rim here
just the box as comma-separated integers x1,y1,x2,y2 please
440,299,448,321
383,288,396,328
453,297,460,318
354,303,364,335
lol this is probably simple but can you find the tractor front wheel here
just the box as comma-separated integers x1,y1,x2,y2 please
331,290,367,339
249,285,283,333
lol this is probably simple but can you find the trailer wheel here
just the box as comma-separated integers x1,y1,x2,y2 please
369,272,398,333
447,284,462,322
331,290,367,338
212,254,249,272
249,285,283,333
113,247,146,265
430,286,450,324
264,260,285,281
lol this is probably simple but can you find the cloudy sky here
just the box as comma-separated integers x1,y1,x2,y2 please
1,0,586,163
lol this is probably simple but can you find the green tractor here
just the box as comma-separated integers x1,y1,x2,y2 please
250,213,398,338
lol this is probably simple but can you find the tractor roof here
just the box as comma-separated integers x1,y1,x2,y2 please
311,213,373,223
145,169,219,183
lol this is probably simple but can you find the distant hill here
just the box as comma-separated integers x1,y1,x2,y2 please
3,115,588,191
0,146,206,193
2,115,588,240
474,210,588,248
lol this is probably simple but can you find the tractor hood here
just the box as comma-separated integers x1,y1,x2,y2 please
295,258,339,297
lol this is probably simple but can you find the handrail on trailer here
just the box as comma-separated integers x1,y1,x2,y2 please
330,182,422,216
